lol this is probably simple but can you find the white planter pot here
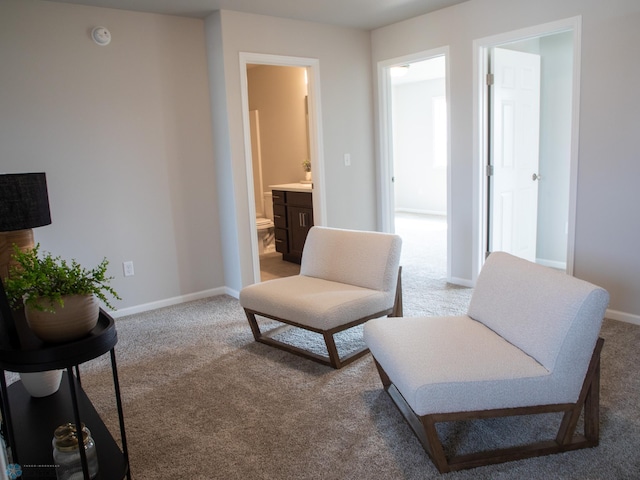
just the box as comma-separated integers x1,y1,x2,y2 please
20,370,63,397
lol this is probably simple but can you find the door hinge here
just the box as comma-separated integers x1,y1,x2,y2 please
486,165,494,176
486,73,494,86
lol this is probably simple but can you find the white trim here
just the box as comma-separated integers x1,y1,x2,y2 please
472,38,487,285
536,258,567,270
566,19,582,275
376,58,394,233
395,208,447,216
376,47,452,280
606,309,640,327
448,277,474,288
473,16,582,283
238,53,326,284
109,287,228,318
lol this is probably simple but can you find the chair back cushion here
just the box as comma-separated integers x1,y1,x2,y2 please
300,227,402,293
468,252,609,371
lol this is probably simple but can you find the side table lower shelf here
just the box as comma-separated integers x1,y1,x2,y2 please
5,373,128,479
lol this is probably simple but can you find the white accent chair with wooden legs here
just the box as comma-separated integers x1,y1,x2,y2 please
240,226,402,369
364,251,609,473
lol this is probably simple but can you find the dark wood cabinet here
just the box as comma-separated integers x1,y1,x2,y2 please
272,189,313,264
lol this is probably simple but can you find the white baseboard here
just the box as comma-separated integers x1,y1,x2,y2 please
536,258,567,270
606,308,640,326
448,276,474,288
109,287,230,318
225,287,240,299
395,208,446,216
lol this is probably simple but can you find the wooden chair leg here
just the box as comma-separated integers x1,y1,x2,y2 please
323,332,341,369
391,266,403,317
244,308,372,369
421,416,451,473
584,354,600,441
556,337,603,445
244,310,263,341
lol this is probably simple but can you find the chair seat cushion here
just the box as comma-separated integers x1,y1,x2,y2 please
364,316,559,416
239,275,392,331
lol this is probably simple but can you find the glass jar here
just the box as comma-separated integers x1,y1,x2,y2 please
52,423,99,480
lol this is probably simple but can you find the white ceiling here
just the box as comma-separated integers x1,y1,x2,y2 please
43,0,469,30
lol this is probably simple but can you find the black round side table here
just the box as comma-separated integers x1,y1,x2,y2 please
0,308,131,480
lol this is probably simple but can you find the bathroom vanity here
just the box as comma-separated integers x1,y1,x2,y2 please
270,183,313,264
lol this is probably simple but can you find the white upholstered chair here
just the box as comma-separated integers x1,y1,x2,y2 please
364,251,609,472
240,226,402,369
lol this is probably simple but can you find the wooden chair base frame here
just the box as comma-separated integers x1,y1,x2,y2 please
373,337,604,473
244,269,403,369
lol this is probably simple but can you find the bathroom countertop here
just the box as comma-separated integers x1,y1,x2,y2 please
269,183,313,193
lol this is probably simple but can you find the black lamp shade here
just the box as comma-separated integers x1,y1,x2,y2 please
0,173,52,232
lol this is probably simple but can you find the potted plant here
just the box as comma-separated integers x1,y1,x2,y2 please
4,244,121,343
301,158,312,181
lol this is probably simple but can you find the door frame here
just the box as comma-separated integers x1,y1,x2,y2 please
377,46,452,280
473,16,582,281
239,53,326,283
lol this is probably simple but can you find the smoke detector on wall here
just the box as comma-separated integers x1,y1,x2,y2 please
91,26,111,46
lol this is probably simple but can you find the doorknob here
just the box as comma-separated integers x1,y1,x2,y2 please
532,173,541,181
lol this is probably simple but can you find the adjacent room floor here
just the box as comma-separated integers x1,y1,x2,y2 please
259,212,449,286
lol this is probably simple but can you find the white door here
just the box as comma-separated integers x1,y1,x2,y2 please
489,47,541,262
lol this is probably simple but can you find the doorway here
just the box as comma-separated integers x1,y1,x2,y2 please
239,53,326,284
246,64,308,280
476,17,581,277
378,49,451,282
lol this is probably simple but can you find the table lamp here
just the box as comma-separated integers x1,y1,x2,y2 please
0,173,52,281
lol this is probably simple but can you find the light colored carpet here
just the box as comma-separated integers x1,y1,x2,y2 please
80,297,639,480
395,213,473,317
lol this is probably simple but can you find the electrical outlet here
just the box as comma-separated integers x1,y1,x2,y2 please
344,153,351,166
123,261,135,277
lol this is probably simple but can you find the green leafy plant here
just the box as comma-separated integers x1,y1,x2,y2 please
301,158,311,172
5,244,121,312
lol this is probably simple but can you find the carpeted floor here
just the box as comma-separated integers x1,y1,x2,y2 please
80,296,639,480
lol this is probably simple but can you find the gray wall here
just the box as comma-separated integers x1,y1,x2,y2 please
371,0,640,320
0,0,224,314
